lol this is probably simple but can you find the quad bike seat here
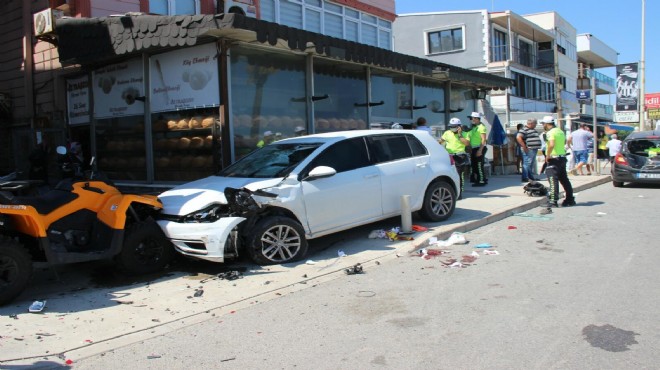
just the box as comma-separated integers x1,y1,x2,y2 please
0,189,78,215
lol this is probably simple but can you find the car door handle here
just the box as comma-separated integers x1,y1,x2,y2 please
364,173,379,179
416,163,427,168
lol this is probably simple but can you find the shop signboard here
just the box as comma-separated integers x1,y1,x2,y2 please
644,92,660,109
149,43,219,113
648,108,660,120
613,111,639,123
66,75,90,125
92,59,144,118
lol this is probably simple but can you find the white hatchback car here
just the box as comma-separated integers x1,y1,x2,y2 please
156,130,460,265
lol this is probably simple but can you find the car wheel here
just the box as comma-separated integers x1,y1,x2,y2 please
246,216,308,265
117,219,175,275
418,179,456,222
0,235,33,306
612,180,624,187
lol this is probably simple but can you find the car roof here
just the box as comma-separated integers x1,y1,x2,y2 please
274,129,433,144
625,130,660,140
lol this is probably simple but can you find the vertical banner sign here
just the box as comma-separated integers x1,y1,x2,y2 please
93,59,144,118
616,63,639,112
150,43,220,113
66,76,90,125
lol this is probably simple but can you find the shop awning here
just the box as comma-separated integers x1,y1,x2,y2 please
54,13,513,90
607,123,635,131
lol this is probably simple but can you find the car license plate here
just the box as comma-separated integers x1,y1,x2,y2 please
635,173,660,179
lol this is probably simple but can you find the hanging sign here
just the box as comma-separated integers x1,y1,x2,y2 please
66,75,90,125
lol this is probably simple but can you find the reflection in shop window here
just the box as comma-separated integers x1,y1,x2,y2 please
313,59,368,133
230,47,306,160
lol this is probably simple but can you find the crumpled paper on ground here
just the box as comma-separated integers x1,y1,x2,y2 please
428,232,468,247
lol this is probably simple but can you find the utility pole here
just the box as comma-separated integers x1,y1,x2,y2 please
639,0,646,130
553,28,563,127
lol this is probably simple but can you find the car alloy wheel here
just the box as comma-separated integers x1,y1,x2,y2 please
247,216,309,265
418,180,456,222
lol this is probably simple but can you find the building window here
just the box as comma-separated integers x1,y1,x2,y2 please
149,0,200,15
511,71,554,101
518,39,533,67
426,27,463,54
491,28,508,62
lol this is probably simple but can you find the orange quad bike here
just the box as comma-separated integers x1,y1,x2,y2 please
0,147,174,305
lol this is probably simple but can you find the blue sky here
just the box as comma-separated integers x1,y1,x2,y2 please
396,1,658,94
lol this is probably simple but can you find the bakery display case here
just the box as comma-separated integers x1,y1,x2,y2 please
96,115,148,181
151,108,219,182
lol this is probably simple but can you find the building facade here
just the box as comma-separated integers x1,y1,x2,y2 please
0,0,511,186
393,9,618,133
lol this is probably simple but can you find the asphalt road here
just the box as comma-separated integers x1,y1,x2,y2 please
53,182,659,370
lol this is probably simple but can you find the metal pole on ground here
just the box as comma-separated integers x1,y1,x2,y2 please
400,195,412,233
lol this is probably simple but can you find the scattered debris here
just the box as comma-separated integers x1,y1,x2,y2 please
28,300,47,313
115,300,134,305
474,243,492,249
338,250,347,257
471,251,479,257
507,226,517,230
429,232,467,247
147,354,162,359
483,250,500,255
221,357,236,362
357,290,376,297
596,212,607,216
344,263,364,275
513,212,552,220
368,229,387,239
217,271,243,281
461,255,477,263
412,225,428,232
193,289,204,298
9,314,18,319
305,260,318,265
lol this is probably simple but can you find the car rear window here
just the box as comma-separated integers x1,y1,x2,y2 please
370,134,414,163
627,138,660,157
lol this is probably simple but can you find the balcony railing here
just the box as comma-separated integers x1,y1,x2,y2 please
585,69,616,91
489,46,555,72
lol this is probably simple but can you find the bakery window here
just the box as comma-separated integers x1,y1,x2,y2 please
96,116,147,181
152,108,219,182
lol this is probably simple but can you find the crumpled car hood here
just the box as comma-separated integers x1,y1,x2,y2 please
158,176,284,216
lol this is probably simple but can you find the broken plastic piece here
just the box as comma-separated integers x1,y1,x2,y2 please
448,261,463,268
412,225,428,232
428,232,467,247
194,289,204,298
507,226,517,230
474,243,492,249
344,263,364,275
470,251,479,257
28,300,46,313
483,250,500,255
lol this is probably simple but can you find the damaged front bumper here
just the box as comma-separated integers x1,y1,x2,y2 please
156,217,245,263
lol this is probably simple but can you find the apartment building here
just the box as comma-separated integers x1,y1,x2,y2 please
393,9,617,132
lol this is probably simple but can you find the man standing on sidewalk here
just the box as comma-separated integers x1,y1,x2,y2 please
468,112,488,186
567,123,594,175
516,118,542,182
540,116,575,214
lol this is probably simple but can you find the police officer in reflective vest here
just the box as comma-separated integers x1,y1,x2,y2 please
540,115,575,214
440,118,471,199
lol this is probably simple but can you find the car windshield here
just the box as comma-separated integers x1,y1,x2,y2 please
627,138,660,158
219,142,323,178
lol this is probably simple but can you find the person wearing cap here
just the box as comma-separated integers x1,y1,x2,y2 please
440,117,471,198
467,112,488,186
567,123,594,175
257,131,275,148
294,126,307,136
540,115,575,214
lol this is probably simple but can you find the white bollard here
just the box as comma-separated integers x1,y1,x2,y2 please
400,195,412,233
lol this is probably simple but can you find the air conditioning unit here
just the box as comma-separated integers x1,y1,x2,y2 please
33,8,61,36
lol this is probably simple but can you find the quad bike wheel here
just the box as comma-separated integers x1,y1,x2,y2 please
246,216,308,265
0,235,33,306
116,219,175,275
417,179,456,222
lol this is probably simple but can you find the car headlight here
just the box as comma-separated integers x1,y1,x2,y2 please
182,204,227,223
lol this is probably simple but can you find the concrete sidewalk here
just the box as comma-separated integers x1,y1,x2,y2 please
0,173,612,367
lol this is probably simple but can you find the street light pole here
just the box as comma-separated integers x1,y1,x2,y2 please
592,74,599,174
639,0,646,131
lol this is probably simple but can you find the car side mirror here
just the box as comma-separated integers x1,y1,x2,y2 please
304,166,336,181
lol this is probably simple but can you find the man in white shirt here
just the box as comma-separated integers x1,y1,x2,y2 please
568,123,594,175
606,134,623,162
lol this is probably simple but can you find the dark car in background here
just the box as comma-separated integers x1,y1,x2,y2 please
611,130,660,187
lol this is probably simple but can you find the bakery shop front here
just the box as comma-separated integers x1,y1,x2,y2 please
55,13,512,187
